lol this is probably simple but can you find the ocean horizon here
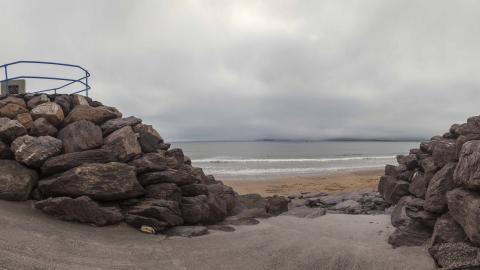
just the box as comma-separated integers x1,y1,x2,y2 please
173,140,420,180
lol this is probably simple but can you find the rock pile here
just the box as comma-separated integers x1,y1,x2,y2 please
0,93,288,236
285,189,389,218
379,115,480,268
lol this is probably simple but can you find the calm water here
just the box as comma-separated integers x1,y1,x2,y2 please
172,141,419,180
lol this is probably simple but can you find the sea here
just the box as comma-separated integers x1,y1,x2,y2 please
172,141,420,180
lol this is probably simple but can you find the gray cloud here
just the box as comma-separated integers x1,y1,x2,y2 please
1,0,480,140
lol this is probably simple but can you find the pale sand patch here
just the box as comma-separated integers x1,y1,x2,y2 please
222,169,383,196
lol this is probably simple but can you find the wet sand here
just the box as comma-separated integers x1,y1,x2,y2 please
223,169,383,197
0,200,434,270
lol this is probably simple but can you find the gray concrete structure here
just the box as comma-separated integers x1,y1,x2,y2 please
1,79,26,95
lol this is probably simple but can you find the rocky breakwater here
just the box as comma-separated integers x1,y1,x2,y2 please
379,115,480,269
0,93,288,237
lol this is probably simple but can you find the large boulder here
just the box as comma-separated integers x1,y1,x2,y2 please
64,105,121,125
424,162,457,213
181,184,209,197
145,183,182,202
180,195,210,224
378,175,410,204
101,116,142,136
431,213,467,246
207,184,236,214
447,188,480,245
41,148,117,175
103,126,142,162
0,103,28,118
126,199,183,227
0,96,27,108
431,138,457,167
34,196,123,226
266,195,289,215
39,162,145,201
57,120,103,153
456,134,480,159
128,152,167,174
10,135,63,167
30,102,64,126
138,169,197,186
29,118,58,137
454,140,480,189
132,123,163,153
71,94,89,107
0,117,27,143
0,160,38,201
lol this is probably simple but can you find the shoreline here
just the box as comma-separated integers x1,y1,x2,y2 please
222,168,383,197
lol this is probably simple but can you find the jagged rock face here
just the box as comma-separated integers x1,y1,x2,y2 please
39,162,145,201
447,188,480,246
454,140,480,189
11,135,63,168
35,196,123,226
57,120,103,153
0,93,287,236
424,162,457,213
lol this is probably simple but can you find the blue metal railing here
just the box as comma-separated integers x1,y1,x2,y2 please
0,60,90,96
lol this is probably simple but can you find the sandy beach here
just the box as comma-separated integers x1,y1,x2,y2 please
0,200,434,270
223,169,383,197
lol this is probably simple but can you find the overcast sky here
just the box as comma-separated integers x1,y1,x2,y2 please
1,0,480,141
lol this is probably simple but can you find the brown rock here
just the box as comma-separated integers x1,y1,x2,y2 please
0,103,29,118
29,118,58,137
133,123,163,153
101,116,142,136
34,196,123,226
0,140,12,158
27,94,49,109
15,112,33,129
30,102,64,126
431,138,457,168
408,171,427,198
378,175,410,204
128,152,167,174
0,160,38,201
0,117,27,143
139,169,197,186
103,126,142,162
39,162,145,201
41,148,117,176
181,184,209,197
53,95,72,115
57,120,103,153
0,96,26,107
431,213,467,245
180,195,210,224
11,135,63,168
127,199,183,227
454,140,480,189
71,94,89,107
64,105,121,125
145,183,182,202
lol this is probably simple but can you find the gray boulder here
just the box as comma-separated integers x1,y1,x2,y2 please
447,188,480,245
424,162,457,213
57,120,103,153
11,135,63,167
408,171,427,198
431,213,467,246
54,95,72,115
39,162,145,201
431,138,457,167
266,195,289,215
41,148,117,176
34,196,123,226
0,160,38,201
454,140,480,189
0,103,28,118
27,94,49,109
181,184,209,197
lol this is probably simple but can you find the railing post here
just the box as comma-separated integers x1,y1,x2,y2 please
85,71,89,97
4,66,8,95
